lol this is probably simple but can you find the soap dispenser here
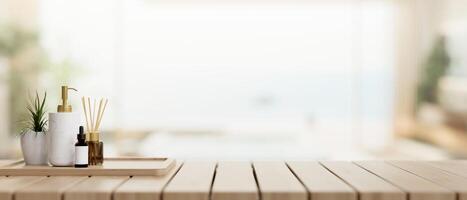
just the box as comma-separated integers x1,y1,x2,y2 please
48,86,80,166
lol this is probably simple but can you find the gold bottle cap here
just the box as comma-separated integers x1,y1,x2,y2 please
89,131,100,142
57,86,77,112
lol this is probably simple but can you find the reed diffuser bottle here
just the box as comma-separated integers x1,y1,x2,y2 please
88,131,103,165
82,97,108,166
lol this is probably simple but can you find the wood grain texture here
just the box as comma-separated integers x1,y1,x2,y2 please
288,161,356,200
0,176,45,200
390,161,467,200
114,162,183,200
64,176,129,200
321,161,405,200
0,158,175,176
356,161,455,200
253,161,307,200
427,160,467,179
211,162,258,200
15,176,87,200
163,161,216,200
2,160,467,200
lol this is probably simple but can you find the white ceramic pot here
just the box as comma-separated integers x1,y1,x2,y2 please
20,129,48,165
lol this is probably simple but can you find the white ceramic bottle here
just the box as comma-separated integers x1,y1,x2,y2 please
47,86,80,166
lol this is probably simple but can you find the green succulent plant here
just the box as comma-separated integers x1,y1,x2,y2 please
23,91,47,133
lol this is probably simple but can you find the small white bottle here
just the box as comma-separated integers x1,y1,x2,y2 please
75,126,88,168
48,86,80,166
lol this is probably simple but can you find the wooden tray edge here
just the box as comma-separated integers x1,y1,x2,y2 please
0,157,175,176
104,157,168,161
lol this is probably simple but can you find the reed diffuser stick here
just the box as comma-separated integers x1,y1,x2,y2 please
94,99,103,131
88,97,93,132
81,97,90,132
92,99,97,131
95,99,108,131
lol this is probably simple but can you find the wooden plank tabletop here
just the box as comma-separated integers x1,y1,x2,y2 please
253,161,307,200
2,160,467,200
288,161,356,200
390,161,467,200
212,162,258,200
355,161,455,200
114,162,183,200
64,176,129,200
15,176,88,200
321,161,405,200
163,161,216,200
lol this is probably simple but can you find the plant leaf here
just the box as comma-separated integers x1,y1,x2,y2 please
21,90,48,133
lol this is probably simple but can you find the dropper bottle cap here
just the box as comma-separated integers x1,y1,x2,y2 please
77,126,86,141
57,86,77,112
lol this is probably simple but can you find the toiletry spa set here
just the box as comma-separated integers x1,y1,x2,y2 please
47,86,108,168
14,88,176,175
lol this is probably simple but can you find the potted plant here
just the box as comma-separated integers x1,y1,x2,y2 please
20,92,48,165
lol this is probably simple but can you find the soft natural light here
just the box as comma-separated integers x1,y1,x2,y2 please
39,0,394,159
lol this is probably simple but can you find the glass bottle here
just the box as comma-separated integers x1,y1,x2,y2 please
88,131,103,165
75,126,88,168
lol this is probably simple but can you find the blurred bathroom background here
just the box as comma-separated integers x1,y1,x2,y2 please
0,0,466,160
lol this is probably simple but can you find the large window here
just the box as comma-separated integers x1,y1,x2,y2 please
39,0,395,158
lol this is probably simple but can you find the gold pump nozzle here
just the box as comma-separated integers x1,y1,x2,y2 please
57,86,77,112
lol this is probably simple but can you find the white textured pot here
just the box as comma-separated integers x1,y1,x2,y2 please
48,112,80,166
20,130,48,165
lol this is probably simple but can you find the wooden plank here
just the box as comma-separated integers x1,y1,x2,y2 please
427,160,467,179
0,158,175,176
321,161,405,200
64,176,129,200
211,162,258,200
253,161,307,200
114,162,183,200
390,161,467,200
15,176,87,200
163,161,216,200
287,161,356,200
0,176,45,200
356,161,455,200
